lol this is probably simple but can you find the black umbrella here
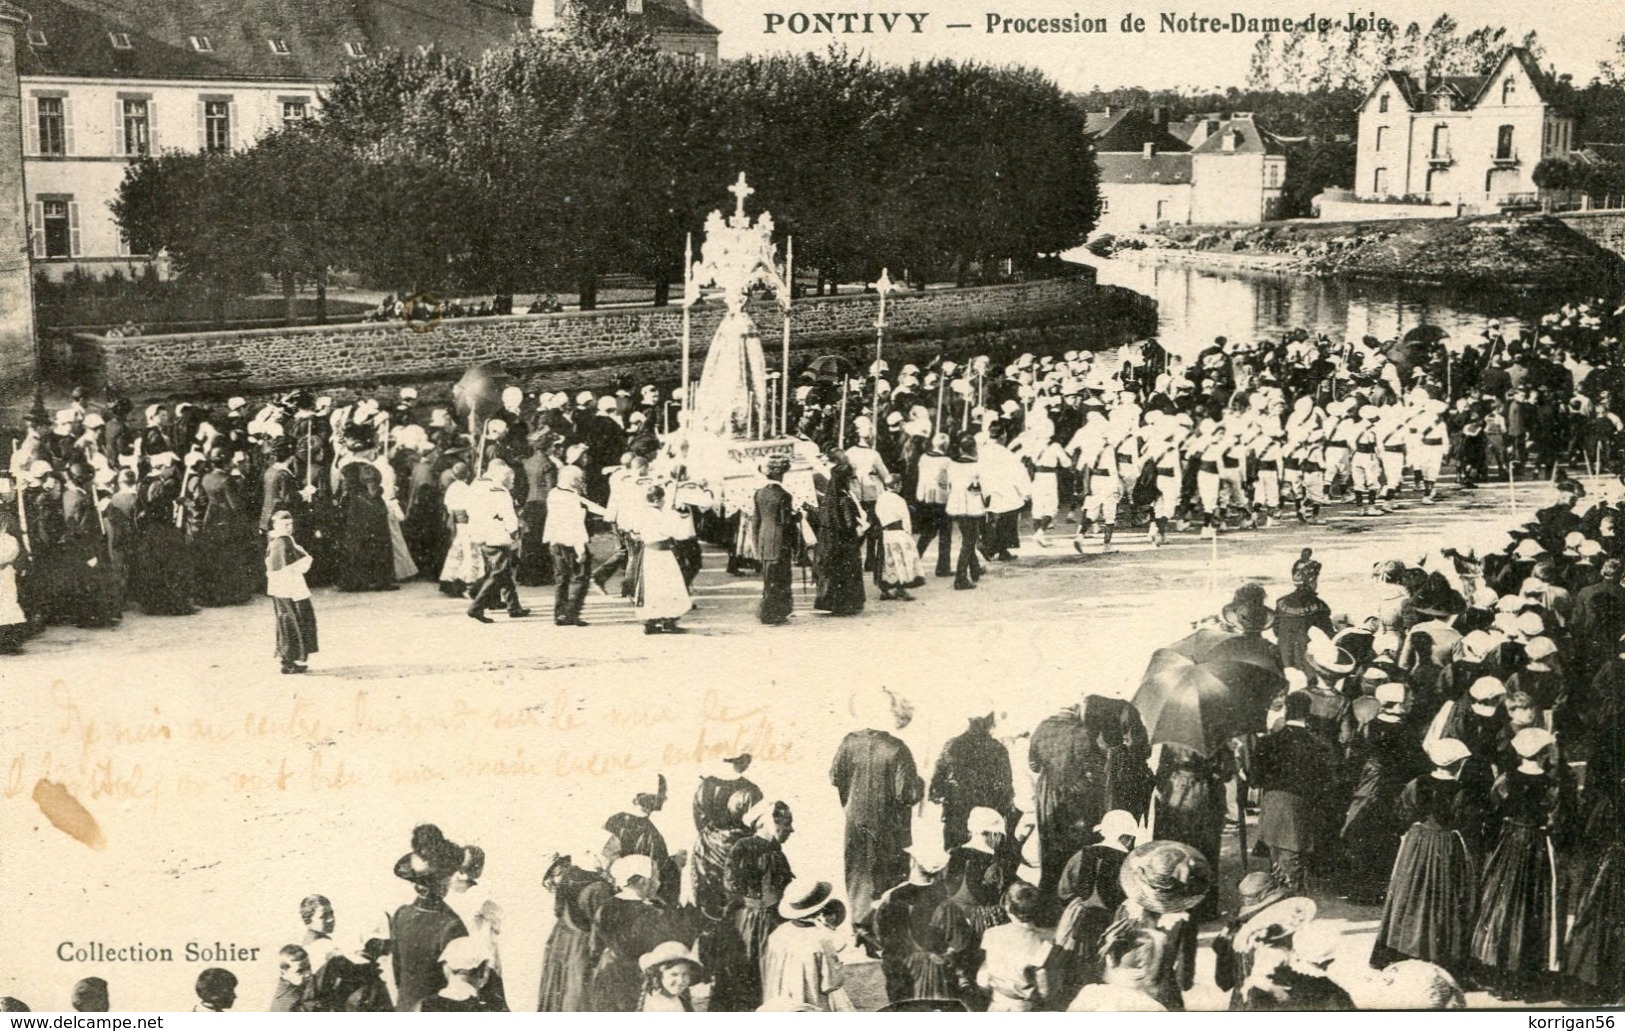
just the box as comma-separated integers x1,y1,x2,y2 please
803,355,852,382
1132,648,1279,758
1403,324,1449,345
1164,629,1286,684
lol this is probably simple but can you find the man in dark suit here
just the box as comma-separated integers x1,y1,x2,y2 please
753,455,798,625
1533,479,1584,555
1253,691,1338,894
260,439,308,536
1571,558,1625,701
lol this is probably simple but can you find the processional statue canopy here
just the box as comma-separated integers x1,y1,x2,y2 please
685,173,788,439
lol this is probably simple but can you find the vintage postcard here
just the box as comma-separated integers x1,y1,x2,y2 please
2,0,1624,1016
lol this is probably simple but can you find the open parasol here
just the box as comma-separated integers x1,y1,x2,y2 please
1402,324,1449,345
1164,629,1286,684
1132,648,1280,758
803,355,852,382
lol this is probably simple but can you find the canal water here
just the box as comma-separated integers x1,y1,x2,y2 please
1070,250,1577,364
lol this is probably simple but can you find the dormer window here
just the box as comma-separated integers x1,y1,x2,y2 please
26,29,47,47
268,38,289,55
189,36,213,53
344,41,366,58
109,32,133,50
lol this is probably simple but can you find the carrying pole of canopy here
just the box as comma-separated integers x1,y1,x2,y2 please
15,446,28,552
782,236,793,437
838,385,848,450
682,232,694,419
934,375,946,437
872,269,893,426
1236,781,1249,873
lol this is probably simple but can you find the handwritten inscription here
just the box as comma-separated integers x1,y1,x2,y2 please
6,680,800,815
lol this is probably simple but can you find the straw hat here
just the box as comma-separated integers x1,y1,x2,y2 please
1305,629,1354,679
1236,871,1291,919
1118,840,1212,915
1236,896,1317,951
777,879,836,921
638,941,705,977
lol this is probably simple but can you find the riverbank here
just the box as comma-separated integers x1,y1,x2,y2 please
1091,214,1625,291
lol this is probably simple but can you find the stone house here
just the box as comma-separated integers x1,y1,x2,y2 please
14,0,718,279
1354,47,1576,209
1089,107,1287,233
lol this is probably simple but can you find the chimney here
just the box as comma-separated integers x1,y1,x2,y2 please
1143,141,1155,158
688,0,702,18
1222,131,1237,152
626,0,643,13
1103,104,1114,117
1151,106,1168,126
531,0,558,29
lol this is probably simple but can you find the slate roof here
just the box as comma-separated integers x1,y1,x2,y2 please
1361,48,1565,114
12,0,714,81
1086,108,1191,155
1096,152,1192,185
1188,116,1287,157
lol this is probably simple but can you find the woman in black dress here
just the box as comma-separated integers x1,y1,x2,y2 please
1564,782,1625,1004
1050,809,1138,1007
1470,727,1573,1001
603,778,680,906
707,799,796,1012
538,846,612,1012
813,455,865,616
133,465,197,615
687,758,762,921
1371,737,1480,980
586,856,688,1012
336,462,396,592
1340,684,1431,903
1153,743,1235,921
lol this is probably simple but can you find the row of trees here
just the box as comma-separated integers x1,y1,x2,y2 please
1243,16,1545,94
114,25,1101,319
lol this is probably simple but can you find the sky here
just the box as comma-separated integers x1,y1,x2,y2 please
704,0,1624,92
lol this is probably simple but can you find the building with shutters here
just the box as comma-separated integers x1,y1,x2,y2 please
1088,107,1287,233
14,0,718,279
1354,47,1577,210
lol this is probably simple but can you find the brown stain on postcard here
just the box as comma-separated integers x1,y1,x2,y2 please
32,778,107,850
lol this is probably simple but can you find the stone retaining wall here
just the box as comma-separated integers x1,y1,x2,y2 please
90,275,1157,398
1557,211,1625,259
